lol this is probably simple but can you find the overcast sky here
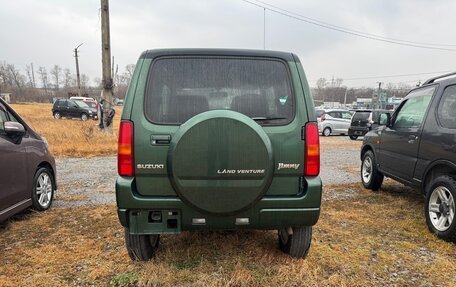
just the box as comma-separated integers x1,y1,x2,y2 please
1,0,456,88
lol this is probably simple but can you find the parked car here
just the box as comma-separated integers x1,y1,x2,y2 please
116,49,322,260
318,109,353,136
114,98,124,106
69,96,98,109
0,98,57,222
360,72,456,242
348,109,392,140
52,99,98,121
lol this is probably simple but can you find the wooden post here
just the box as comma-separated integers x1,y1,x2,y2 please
74,43,83,97
101,0,113,132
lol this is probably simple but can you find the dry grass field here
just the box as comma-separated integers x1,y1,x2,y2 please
1,184,455,286
9,103,356,158
10,103,120,157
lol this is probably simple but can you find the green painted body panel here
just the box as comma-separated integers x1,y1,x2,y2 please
121,58,145,120
117,49,322,234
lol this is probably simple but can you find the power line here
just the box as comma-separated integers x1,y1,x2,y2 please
251,0,456,48
241,0,456,51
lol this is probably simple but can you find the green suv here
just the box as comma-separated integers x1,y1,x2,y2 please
116,49,322,260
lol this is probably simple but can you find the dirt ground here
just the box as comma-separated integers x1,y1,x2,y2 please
0,110,455,286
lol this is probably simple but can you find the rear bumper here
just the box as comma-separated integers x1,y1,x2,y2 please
348,127,369,136
116,176,322,234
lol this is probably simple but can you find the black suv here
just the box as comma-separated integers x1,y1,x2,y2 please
348,109,392,140
52,99,98,121
360,72,456,242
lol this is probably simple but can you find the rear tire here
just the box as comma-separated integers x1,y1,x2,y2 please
125,229,160,261
425,176,456,242
53,112,61,119
278,226,312,259
349,135,358,140
322,127,331,137
361,150,383,191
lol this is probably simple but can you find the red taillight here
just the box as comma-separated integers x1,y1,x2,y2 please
118,120,134,176
304,122,320,176
321,114,326,121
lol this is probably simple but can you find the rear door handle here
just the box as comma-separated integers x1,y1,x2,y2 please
151,134,171,145
408,135,418,143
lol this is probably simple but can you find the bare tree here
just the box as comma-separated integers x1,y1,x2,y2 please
63,68,72,89
6,64,25,88
93,77,102,88
0,62,13,88
80,73,90,90
50,65,62,90
125,64,135,80
335,78,343,88
37,66,48,90
316,78,327,101
25,64,36,88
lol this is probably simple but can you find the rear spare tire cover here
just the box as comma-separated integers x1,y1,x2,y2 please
168,110,274,215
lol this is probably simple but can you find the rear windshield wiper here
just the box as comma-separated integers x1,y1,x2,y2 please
251,117,287,122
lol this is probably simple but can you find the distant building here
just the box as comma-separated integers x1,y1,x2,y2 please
355,98,372,109
0,93,12,103
386,96,403,110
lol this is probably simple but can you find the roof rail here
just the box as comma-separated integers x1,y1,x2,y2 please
423,71,456,85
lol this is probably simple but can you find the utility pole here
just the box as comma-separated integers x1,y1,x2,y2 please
74,43,83,97
31,63,36,88
343,87,348,107
101,0,113,132
375,81,383,109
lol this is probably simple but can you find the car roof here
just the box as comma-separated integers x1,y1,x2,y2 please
140,48,297,62
324,109,351,112
422,71,456,86
70,97,96,101
406,71,456,97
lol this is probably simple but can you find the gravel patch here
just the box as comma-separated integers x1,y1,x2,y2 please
54,137,364,206
54,156,117,207
320,137,362,186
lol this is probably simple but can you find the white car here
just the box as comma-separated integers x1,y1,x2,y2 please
318,109,353,136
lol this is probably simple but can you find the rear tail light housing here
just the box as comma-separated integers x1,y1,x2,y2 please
118,120,134,176
304,122,320,176
320,114,326,121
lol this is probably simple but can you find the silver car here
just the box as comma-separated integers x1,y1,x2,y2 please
318,109,353,136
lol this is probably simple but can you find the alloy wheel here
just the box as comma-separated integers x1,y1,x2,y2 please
428,186,455,232
36,173,52,208
323,128,331,136
362,156,373,184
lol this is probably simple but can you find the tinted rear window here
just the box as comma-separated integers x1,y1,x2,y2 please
352,112,371,120
145,57,293,125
